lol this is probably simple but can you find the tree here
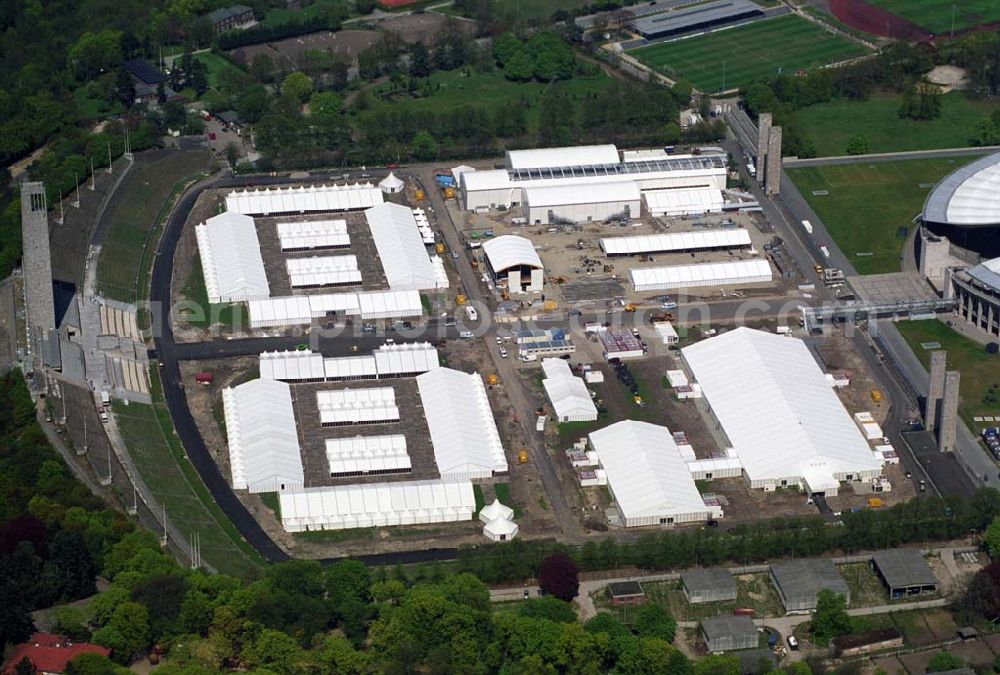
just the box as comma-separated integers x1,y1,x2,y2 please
810,590,852,646
224,143,240,170
617,638,688,675
410,130,438,161
242,628,303,673
538,552,579,601
250,53,275,83
927,651,964,672
846,133,869,155
68,30,123,80
985,516,1000,557
66,653,130,675
517,596,578,623
325,559,371,604
898,80,942,121
693,653,740,675
503,50,535,82
108,602,151,661
409,42,431,78
235,85,270,124
633,603,676,642
281,71,314,105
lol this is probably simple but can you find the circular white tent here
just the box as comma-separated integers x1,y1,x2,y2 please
479,498,514,524
379,172,405,194
484,516,518,542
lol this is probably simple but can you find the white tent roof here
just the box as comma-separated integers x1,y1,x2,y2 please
279,479,475,532
589,420,707,521
452,165,476,183
379,172,404,191
682,328,882,484
316,387,399,425
247,290,422,327
324,355,378,380
247,296,313,327
484,516,519,537
479,498,514,523
365,202,447,291
525,181,640,208
260,349,326,381
374,342,440,375
462,169,512,192
417,368,508,479
276,219,349,250
325,434,410,475
195,212,270,304
541,358,598,421
223,379,303,492
601,229,750,256
643,187,724,215
629,259,772,290
483,235,543,272
286,255,361,287
506,144,620,170
225,183,383,216
356,289,423,318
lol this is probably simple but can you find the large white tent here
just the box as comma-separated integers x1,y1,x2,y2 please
222,379,303,493
417,368,508,480
601,229,751,256
286,255,361,288
225,183,383,216
589,420,711,527
325,435,411,476
524,181,640,225
276,219,350,251
279,479,475,532
259,349,326,382
316,387,399,426
541,358,598,422
682,328,883,493
373,342,440,377
643,187,724,217
195,212,270,304
247,290,422,328
482,235,544,293
506,144,620,170
365,202,449,291
630,259,772,291
261,343,439,382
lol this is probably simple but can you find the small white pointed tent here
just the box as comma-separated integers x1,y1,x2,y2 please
479,498,514,524
379,172,405,194
484,516,518,542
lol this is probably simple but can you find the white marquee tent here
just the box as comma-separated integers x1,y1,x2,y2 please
589,420,711,527
316,387,399,426
630,259,772,292
247,290,422,328
379,172,405,194
223,379,304,493
286,255,361,288
479,498,514,524
601,229,751,256
276,219,350,251
541,358,598,422
325,435,411,476
643,187,724,217
225,183,383,216
195,212,270,304
365,202,449,291
682,328,883,492
484,516,518,541
417,368,508,480
506,144,620,170
259,349,326,382
279,479,475,532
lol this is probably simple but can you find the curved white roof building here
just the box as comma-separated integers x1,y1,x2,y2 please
195,212,270,304
924,152,1000,227
482,235,544,293
682,328,882,494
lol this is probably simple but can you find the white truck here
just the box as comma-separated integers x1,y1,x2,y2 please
802,219,813,234
100,391,111,407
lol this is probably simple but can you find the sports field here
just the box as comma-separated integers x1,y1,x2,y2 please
631,15,870,93
865,0,1000,34
787,157,980,275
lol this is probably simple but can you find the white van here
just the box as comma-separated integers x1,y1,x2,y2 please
466,305,478,321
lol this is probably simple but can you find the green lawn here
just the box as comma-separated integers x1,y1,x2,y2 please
896,319,1000,427
787,157,980,274
865,0,1000,33
259,492,281,519
840,563,890,607
362,66,612,132
261,0,352,26
797,92,1000,157
179,254,249,330
631,15,869,93
96,151,210,302
73,83,125,121
194,52,246,91
113,367,263,578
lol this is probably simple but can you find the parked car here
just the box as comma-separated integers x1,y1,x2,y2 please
499,347,508,358
460,330,474,339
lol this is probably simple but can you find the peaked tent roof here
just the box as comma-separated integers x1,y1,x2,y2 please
195,212,270,304
682,327,881,483
365,202,445,291
479,498,514,523
589,420,707,520
417,368,508,478
223,378,303,491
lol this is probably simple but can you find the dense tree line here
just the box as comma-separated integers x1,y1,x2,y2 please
217,13,342,51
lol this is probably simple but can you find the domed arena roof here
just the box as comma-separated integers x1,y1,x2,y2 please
923,152,1000,227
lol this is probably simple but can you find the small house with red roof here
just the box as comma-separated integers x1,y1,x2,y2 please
3,633,110,674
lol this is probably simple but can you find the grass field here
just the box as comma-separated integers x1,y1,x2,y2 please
96,151,210,302
865,0,1000,34
193,52,246,91
896,319,1000,427
631,15,869,93
114,367,263,578
362,66,612,132
179,255,248,329
787,157,979,274
798,92,1000,157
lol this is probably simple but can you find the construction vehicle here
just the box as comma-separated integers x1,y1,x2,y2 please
486,373,499,386
634,395,646,407
870,388,883,403
455,294,467,306
624,303,637,312
814,263,824,275
518,449,528,464
470,258,479,268
443,186,455,199
501,288,509,301
435,242,445,254
543,300,556,311
867,497,883,508
415,189,425,201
